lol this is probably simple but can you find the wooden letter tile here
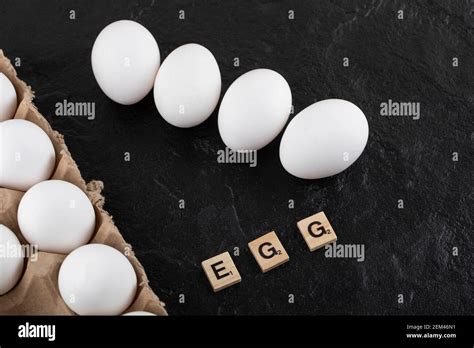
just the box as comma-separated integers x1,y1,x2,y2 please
201,252,241,292
297,211,337,251
248,231,289,273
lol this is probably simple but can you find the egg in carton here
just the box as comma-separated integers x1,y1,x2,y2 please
0,50,167,315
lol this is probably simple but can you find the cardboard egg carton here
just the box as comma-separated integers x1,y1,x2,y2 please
0,50,167,315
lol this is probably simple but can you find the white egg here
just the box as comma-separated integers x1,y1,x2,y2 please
91,20,160,105
218,68,292,151
58,244,137,315
0,73,17,121
17,180,96,254
123,311,156,316
0,119,56,191
154,43,221,128
279,99,369,179
0,225,24,295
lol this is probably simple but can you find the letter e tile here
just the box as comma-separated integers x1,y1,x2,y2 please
201,252,241,292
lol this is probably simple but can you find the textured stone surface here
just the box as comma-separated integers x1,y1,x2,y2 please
0,0,472,315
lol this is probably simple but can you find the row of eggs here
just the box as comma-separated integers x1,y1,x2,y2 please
0,19,369,183
91,20,370,179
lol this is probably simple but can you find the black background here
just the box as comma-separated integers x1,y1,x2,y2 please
0,0,472,315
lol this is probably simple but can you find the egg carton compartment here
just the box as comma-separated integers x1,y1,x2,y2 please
0,50,167,315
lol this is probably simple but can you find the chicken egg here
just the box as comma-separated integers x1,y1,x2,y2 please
0,119,56,191
58,244,137,315
0,224,24,295
91,20,160,105
218,68,292,151
17,180,96,254
0,73,17,121
123,311,156,316
154,43,221,128
279,99,369,179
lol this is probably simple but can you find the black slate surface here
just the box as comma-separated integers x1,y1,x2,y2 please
1,0,472,315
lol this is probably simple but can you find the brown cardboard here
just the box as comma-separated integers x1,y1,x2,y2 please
0,50,167,315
